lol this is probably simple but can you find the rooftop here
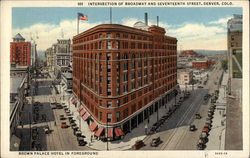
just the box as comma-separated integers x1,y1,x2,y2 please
10,76,25,94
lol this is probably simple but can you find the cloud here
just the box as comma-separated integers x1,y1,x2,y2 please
167,23,227,50
12,19,102,52
13,17,228,52
208,16,232,26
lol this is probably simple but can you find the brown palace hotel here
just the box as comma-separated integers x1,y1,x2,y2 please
72,23,177,138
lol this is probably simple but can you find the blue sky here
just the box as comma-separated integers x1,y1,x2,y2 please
12,7,242,51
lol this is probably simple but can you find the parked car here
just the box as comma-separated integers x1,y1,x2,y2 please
198,86,204,88
60,115,65,120
77,137,87,146
61,122,68,128
150,137,162,147
133,140,145,150
189,125,196,131
195,113,202,119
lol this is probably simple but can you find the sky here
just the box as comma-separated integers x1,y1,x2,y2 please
12,7,242,52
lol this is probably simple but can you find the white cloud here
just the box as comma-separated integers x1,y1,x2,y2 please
13,18,228,52
167,23,227,50
12,19,102,52
208,16,232,26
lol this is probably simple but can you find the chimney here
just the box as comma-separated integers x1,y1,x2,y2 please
145,13,148,26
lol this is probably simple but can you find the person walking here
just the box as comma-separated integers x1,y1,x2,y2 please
90,135,93,143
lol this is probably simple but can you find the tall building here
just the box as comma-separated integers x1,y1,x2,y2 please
72,24,177,137
227,14,242,79
10,33,31,66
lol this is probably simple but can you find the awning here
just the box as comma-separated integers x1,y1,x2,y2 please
82,113,89,121
94,127,104,137
77,106,83,112
107,128,113,138
71,98,77,104
79,109,86,116
114,128,124,137
89,122,98,132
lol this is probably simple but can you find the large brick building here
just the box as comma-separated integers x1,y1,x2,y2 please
192,60,213,69
72,24,177,137
10,33,31,66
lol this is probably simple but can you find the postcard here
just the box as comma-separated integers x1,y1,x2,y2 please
0,0,249,158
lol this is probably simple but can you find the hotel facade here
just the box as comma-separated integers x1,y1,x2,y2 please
72,24,177,137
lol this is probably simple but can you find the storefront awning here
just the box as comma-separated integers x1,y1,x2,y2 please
79,108,86,116
82,113,89,121
71,98,76,104
89,122,98,132
114,127,124,137
107,128,113,138
94,127,104,137
77,106,83,112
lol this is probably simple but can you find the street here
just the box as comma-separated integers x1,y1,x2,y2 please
18,74,90,151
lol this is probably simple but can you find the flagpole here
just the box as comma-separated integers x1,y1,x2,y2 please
77,14,79,34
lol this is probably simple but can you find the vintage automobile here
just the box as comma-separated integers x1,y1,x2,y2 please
61,122,68,128
195,113,202,119
77,137,87,146
150,137,162,147
32,127,38,140
132,140,145,150
189,125,196,131
59,115,65,120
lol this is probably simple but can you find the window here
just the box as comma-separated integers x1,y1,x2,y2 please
131,93,136,100
107,113,112,122
123,97,128,104
116,112,120,122
123,73,128,82
107,101,112,108
144,61,148,67
131,62,135,69
138,71,142,77
123,63,128,70
144,69,148,76
107,40,111,49
107,76,111,84
138,80,142,87
123,84,128,93
100,112,103,120
107,63,111,73
116,33,120,37
138,62,142,67
131,104,136,113
106,33,111,38
144,78,148,84
123,108,129,118
107,88,111,96
132,81,136,89
131,72,135,80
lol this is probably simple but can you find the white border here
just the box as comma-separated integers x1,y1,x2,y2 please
1,1,249,158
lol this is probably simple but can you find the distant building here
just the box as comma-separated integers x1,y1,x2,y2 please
227,14,242,79
192,59,214,69
177,69,193,85
10,33,31,66
179,50,198,57
10,66,29,151
72,23,177,138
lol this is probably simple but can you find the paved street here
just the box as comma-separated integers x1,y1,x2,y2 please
18,74,90,151
141,58,224,150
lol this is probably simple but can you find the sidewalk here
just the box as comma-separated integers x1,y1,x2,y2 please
65,91,180,150
206,72,228,150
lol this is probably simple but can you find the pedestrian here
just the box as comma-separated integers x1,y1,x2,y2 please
145,124,148,135
54,121,56,126
148,117,150,124
91,135,93,143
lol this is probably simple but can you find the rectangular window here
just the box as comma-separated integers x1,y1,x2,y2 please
138,71,142,77
132,81,136,89
107,113,112,122
107,40,111,49
123,73,128,82
131,62,135,69
123,84,128,93
107,101,112,108
123,63,128,71
107,88,111,96
123,108,129,118
144,69,148,76
123,97,128,104
116,112,120,122
99,112,103,120
131,72,135,80
106,33,111,38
